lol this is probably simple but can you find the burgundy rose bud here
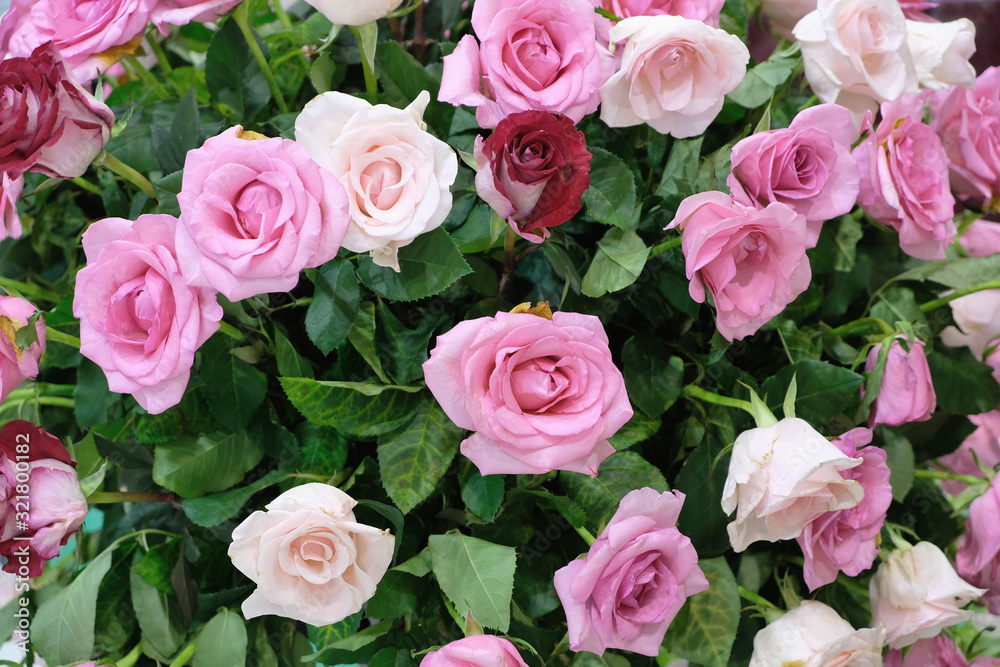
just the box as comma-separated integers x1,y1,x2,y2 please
474,111,591,243
0,421,88,578
0,42,115,180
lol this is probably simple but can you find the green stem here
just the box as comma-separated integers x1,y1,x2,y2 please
919,280,1000,313
218,320,247,342
168,638,197,667
270,0,312,70
648,235,682,258
102,153,156,199
0,278,59,303
145,31,173,75
4,384,75,401
71,176,102,196
823,316,894,340
117,643,143,667
88,491,177,504
123,56,171,100
738,585,780,610
574,525,596,546
913,469,988,485
233,2,288,114
350,25,380,104
45,326,81,349
683,384,754,416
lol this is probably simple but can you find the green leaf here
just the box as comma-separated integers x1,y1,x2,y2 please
674,412,734,557
376,300,443,385
375,40,452,137
280,378,423,438
356,228,472,301
78,460,108,497
582,147,637,229
560,451,669,532
34,549,113,666
378,401,463,513
665,557,740,667
928,349,1000,415
73,359,121,429
199,335,268,431
893,254,1000,289
657,136,703,202
608,414,662,450
726,44,801,109
182,470,291,527
348,301,391,384
428,532,516,632
460,462,505,522
193,608,247,667
205,16,271,121
296,422,348,477
303,621,394,663
274,328,313,379
132,543,177,595
153,431,265,498
308,612,362,652
306,260,360,355
833,215,864,272
880,428,915,503
150,88,200,174
581,228,650,298
761,360,864,425
366,570,422,619
131,564,185,659
622,335,684,418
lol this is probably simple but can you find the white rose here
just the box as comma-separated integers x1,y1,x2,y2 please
599,15,749,138
871,542,985,649
721,417,864,552
906,19,977,92
940,289,1000,360
294,90,458,271
749,600,886,667
302,0,403,26
792,0,918,117
228,483,395,626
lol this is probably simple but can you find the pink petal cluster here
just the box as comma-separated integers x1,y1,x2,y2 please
420,635,529,667
854,95,957,260
960,220,1000,257
886,634,1000,667
150,0,243,30
748,600,885,667
0,296,46,405
864,337,936,428
666,192,811,341
176,125,350,302
728,104,859,247
438,0,613,128
956,475,1000,615
796,428,891,591
940,289,1000,362
589,0,726,49
0,174,23,242
423,310,632,476
937,410,1000,495
553,488,709,656
74,214,223,414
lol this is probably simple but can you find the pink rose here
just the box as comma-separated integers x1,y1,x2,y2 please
420,636,529,667
793,0,917,117
553,488,709,656
796,428,891,591
150,0,242,29
854,95,957,260
666,192,811,341
301,0,404,26
0,43,115,180
956,476,1000,615
722,417,864,552
474,111,592,243
886,634,997,667
864,337,936,428
0,0,153,82
438,0,613,129
228,483,394,626
589,0,726,51
599,15,749,138
175,126,350,302
870,541,985,649
0,174,22,242
932,67,1000,208
937,410,1000,496
0,296,45,405
728,104,859,247
748,600,885,667
960,220,1000,257
423,310,632,476
74,214,223,414
0,421,88,578
940,289,1000,361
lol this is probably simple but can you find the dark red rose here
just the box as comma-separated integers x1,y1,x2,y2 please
474,111,591,242
0,42,115,180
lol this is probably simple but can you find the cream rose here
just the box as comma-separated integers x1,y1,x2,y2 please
749,600,886,667
294,90,457,271
906,19,977,92
228,483,395,626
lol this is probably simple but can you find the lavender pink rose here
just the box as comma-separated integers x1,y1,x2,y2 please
420,636,529,667
956,475,1000,616
864,336,936,428
0,296,46,405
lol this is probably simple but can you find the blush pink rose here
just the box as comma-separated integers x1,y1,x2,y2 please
0,296,46,405
886,634,1000,667
748,601,886,667
0,421,88,578
423,310,632,476
932,67,1000,209
940,289,1000,362
864,337,936,428
666,192,811,341
960,220,1000,257
956,476,1000,615
796,428,891,591
302,0,404,26
599,15,749,138
74,214,223,414
589,0,725,52
0,0,153,82
870,541,985,649
722,417,864,553
937,410,1000,496
0,43,115,180
0,174,22,242
854,95,957,260
228,483,394,626
438,0,613,129
150,0,242,29
728,104,859,247
421,636,529,667
553,488,709,656
176,126,350,302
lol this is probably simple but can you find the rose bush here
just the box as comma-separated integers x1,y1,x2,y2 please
228,483,394,626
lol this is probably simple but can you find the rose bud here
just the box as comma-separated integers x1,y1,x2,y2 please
0,296,45,404
420,636,530,667
864,336,936,428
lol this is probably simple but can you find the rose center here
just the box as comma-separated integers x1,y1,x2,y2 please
235,182,282,239
734,232,768,264
105,273,168,344
509,24,562,89
359,158,404,214
287,531,352,584
509,357,570,412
